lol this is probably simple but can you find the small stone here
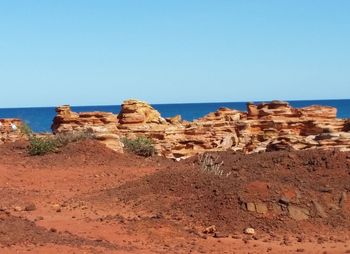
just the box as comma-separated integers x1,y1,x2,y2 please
52,204,61,209
255,203,268,214
279,197,290,205
0,207,7,212
203,225,216,234
13,206,22,212
214,232,228,238
50,228,57,233
242,237,250,244
317,237,325,244
296,235,305,242
312,200,327,218
244,227,255,235
34,216,44,221
246,202,256,212
339,192,347,208
319,187,332,193
272,203,283,214
24,203,36,212
288,205,309,221
199,233,207,239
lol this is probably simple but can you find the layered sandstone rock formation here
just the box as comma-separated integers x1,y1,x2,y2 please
51,105,122,152
51,100,350,159
117,100,165,125
0,119,24,144
51,105,119,134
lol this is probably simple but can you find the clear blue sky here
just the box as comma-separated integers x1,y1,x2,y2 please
0,0,349,108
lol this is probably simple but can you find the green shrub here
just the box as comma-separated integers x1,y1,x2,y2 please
121,136,155,157
19,123,33,137
27,131,95,156
28,136,58,156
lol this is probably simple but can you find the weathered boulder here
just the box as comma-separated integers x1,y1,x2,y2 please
94,133,123,153
118,100,165,124
166,115,182,125
288,205,310,221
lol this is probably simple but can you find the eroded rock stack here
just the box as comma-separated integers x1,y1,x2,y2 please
51,105,119,134
51,99,350,158
51,105,122,152
117,100,165,125
0,119,24,144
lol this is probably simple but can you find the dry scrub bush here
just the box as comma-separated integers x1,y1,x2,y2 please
19,123,33,137
54,131,95,146
121,136,155,157
198,153,231,177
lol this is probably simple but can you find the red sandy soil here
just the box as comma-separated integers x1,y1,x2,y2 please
0,139,350,253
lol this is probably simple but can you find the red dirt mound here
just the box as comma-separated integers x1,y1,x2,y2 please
1,139,350,253
95,149,350,237
0,139,166,169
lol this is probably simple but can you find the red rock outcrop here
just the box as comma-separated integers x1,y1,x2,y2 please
51,105,118,134
0,119,24,144
247,100,301,119
117,100,165,125
51,100,350,159
51,105,122,151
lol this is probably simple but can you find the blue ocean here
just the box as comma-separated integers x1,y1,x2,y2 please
0,99,349,133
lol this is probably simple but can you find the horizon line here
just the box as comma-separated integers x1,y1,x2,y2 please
0,97,349,110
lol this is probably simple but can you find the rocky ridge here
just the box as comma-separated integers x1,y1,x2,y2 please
50,99,350,159
0,119,24,144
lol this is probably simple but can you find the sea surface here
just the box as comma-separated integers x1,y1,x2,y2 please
0,99,349,133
